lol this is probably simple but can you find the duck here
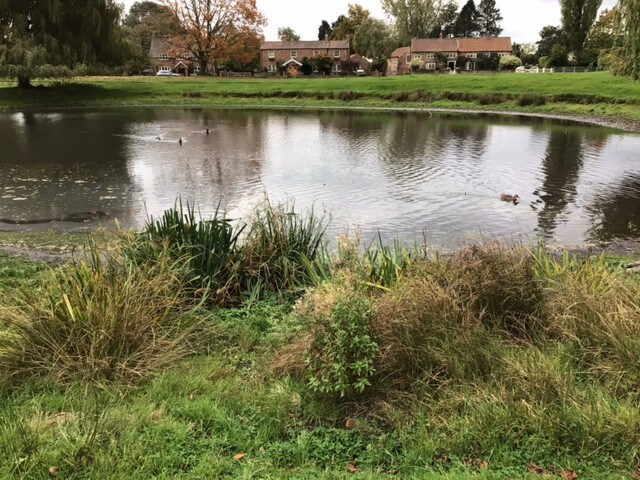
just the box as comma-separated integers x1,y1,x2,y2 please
178,137,183,146
500,193,520,204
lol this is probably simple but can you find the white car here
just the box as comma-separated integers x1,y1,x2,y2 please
156,70,180,77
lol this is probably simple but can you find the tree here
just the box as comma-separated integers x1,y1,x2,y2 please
0,0,129,88
330,4,370,41
477,0,503,37
560,0,602,59
383,0,456,45
161,0,266,75
536,25,566,58
124,1,182,52
451,0,480,38
434,1,458,37
582,8,618,65
601,0,640,79
499,54,522,69
318,20,333,41
277,27,300,42
353,17,394,59
513,42,538,65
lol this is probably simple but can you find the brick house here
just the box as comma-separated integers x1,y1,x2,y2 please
260,40,350,76
150,39,215,75
388,37,512,75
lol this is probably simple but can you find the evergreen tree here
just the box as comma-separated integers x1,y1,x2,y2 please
452,0,481,38
477,0,503,37
560,0,602,58
318,20,333,41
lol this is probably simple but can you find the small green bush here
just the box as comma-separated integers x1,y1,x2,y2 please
304,288,379,398
517,94,547,106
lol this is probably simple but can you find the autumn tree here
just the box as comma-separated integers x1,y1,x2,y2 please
162,0,266,75
383,0,458,45
477,0,503,37
0,0,129,87
582,8,618,64
560,0,602,59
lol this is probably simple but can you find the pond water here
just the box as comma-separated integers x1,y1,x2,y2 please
1,108,639,247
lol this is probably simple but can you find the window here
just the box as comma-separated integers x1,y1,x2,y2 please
498,52,508,57
290,51,297,58
426,53,434,59
332,63,341,72
312,65,319,73
193,66,201,74
268,51,275,59
334,50,341,58
267,64,277,73
467,53,477,59
159,53,169,60
483,53,491,58
426,63,436,70
405,54,411,63
414,54,422,60
160,66,170,72
447,52,457,59
313,50,320,56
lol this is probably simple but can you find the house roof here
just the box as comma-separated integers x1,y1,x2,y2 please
411,38,458,53
390,46,410,58
261,40,350,50
282,58,303,66
149,38,195,59
458,37,512,52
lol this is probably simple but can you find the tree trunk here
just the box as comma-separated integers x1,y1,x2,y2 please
17,75,33,89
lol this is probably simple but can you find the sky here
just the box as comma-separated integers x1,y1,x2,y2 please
119,0,618,44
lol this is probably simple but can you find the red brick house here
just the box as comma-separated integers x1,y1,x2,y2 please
150,39,215,75
260,40,350,76
388,37,512,75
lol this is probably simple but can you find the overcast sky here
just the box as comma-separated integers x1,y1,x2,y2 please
119,0,618,43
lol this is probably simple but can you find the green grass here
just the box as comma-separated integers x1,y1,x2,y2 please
2,224,640,477
1,72,640,126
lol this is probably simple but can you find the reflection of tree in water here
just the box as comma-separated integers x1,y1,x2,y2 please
586,174,640,242
0,112,135,222
534,127,608,238
534,129,585,238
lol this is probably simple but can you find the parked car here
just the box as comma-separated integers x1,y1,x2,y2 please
156,70,180,77
515,66,528,73
142,69,155,76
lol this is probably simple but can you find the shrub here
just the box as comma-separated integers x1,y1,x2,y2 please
517,94,547,107
499,55,523,70
241,200,329,296
0,246,195,386
303,286,379,398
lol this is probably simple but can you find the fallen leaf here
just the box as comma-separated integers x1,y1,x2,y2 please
528,463,547,475
48,466,58,478
347,463,358,474
188,392,196,401
345,419,356,430
478,460,489,469
233,453,246,461
560,468,577,480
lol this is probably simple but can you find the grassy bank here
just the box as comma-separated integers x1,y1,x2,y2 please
1,72,640,128
1,203,640,479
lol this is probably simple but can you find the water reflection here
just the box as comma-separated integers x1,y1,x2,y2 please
0,108,639,246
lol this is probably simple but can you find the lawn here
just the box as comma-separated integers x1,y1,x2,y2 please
1,72,639,126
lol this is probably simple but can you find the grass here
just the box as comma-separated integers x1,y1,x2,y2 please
2,206,640,478
1,72,639,126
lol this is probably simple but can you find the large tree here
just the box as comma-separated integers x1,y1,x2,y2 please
560,0,602,59
318,20,333,41
353,17,394,59
618,0,640,79
124,1,182,52
476,0,503,37
277,27,300,42
382,0,457,44
451,0,481,38
330,4,370,41
161,0,266,75
0,0,127,87
536,25,566,57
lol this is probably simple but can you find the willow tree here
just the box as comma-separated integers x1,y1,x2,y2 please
619,0,639,79
560,0,602,59
0,0,127,88
162,0,266,75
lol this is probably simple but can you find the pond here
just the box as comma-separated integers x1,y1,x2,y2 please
1,108,639,248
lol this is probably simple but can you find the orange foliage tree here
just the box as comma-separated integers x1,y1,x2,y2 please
161,0,265,74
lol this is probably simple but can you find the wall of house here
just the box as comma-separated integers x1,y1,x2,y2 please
260,48,349,72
